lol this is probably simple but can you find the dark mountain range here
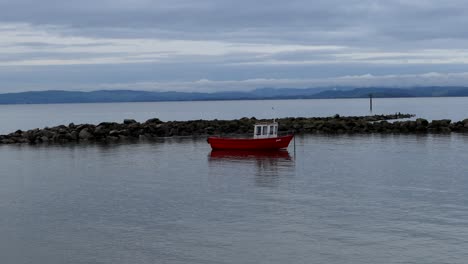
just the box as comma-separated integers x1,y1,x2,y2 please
1,87,468,104
311,87,468,98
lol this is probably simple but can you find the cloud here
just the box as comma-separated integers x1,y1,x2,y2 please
3,23,468,68
2,0,468,45
63,72,468,92
0,23,346,66
1,1,468,92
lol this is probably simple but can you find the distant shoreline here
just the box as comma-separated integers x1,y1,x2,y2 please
0,87,468,105
2,87,468,105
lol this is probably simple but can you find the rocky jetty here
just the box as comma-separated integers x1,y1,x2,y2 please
1,113,467,145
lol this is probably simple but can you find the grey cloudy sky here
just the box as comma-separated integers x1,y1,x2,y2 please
1,0,468,92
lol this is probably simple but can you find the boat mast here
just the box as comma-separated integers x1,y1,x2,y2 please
272,106,277,123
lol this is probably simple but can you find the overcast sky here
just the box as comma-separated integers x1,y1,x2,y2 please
1,0,468,92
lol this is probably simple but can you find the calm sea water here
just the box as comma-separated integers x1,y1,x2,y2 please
1,97,468,134
2,99,468,263
1,134,468,263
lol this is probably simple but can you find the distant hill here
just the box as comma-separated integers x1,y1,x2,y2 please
311,87,468,98
1,87,468,104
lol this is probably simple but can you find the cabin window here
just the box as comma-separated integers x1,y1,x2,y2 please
262,126,268,135
269,125,274,135
256,126,261,135
274,126,278,135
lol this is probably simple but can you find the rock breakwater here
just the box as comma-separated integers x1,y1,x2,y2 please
1,113,466,145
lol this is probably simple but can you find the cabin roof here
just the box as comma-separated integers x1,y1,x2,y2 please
254,122,278,126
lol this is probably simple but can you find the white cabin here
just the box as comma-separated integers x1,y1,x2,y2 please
253,122,278,139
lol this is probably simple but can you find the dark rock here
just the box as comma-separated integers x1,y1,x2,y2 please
15,137,28,143
55,133,73,142
416,118,429,127
118,129,129,136
94,125,108,135
70,131,78,140
145,118,162,124
41,130,55,139
98,122,115,127
79,128,93,140
2,113,458,145
109,130,120,136
76,124,88,131
431,119,451,127
124,119,138,125
440,127,452,133
169,128,178,136
204,127,215,134
1,139,15,144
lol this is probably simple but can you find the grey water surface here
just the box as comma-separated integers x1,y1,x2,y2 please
1,133,468,264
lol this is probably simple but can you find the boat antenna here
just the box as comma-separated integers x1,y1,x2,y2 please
272,107,276,123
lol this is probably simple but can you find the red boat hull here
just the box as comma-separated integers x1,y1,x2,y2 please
207,134,294,150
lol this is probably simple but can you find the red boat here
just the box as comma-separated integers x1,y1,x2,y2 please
207,122,294,150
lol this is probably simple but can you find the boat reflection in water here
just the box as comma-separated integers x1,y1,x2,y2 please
209,149,292,159
208,150,295,187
